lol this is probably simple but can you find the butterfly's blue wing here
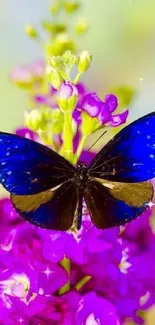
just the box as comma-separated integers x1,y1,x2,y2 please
0,132,75,195
84,180,153,229
11,181,78,230
89,112,155,182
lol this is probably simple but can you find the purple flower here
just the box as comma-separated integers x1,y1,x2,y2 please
10,60,45,84
4,290,81,325
58,81,78,100
57,81,79,112
81,93,103,117
80,92,129,127
0,193,155,324
76,291,120,325
108,110,129,127
10,65,33,85
0,198,22,249
15,127,38,141
99,102,112,124
34,85,57,108
76,83,88,106
30,59,45,79
121,208,154,254
78,150,95,165
105,94,118,112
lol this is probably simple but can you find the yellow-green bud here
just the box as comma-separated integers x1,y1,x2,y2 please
46,66,63,89
78,51,92,73
24,110,42,131
51,34,76,56
62,50,77,66
50,1,61,14
42,21,67,34
51,109,64,134
25,25,38,38
50,56,60,69
75,20,89,35
57,81,78,113
63,0,80,13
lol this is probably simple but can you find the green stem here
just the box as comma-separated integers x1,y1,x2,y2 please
73,134,87,164
58,68,71,81
75,275,92,291
73,71,83,84
59,257,70,294
60,112,73,162
58,109,75,294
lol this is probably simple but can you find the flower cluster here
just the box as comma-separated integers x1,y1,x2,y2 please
2,57,155,323
0,197,155,324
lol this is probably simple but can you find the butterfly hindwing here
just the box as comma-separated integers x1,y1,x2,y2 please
89,113,155,182
0,132,75,195
84,180,153,229
11,181,78,230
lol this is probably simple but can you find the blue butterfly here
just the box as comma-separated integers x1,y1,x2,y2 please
0,112,154,230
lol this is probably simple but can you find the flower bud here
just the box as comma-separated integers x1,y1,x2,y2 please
57,81,78,113
24,110,43,131
10,66,33,89
50,1,61,14
25,25,38,38
78,51,92,73
75,20,89,35
46,66,62,89
63,0,80,13
42,21,66,34
51,109,64,134
50,56,60,69
45,34,76,57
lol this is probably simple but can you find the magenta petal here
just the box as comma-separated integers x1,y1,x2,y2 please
78,150,95,165
15,127,37,141
81,93,103,117
105,94,118,112
76,83,87,96
58,81,78,99
76,291,120,325
109,110,129,127
30,59,45,78
73,108,82,125
99,102,111,124
34,95,48,105
37,264,68,294
10,65,32,82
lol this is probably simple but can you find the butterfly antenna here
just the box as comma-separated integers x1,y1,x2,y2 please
87,130,107,152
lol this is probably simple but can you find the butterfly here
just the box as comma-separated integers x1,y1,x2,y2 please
0,112,155,231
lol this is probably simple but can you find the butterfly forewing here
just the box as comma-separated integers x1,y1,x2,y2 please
0,132,75,195
11,181,78,230
89,113,155,182
84,180,153,229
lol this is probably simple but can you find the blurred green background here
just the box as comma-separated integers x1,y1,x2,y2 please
0,1,155,323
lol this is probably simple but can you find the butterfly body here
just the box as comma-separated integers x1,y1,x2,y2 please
74,163,89,190
0,112,155,230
